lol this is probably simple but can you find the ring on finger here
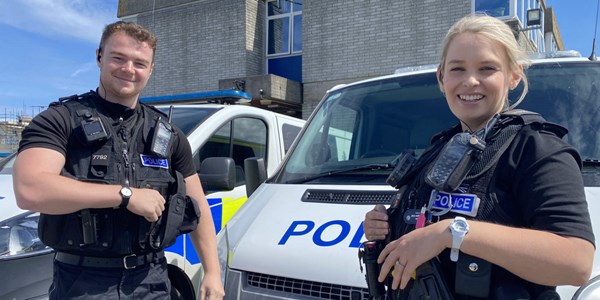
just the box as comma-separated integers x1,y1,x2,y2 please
395,260,406,268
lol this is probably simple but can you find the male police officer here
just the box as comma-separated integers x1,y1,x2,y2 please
13,21,225,299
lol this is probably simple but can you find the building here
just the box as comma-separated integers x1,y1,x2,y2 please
117,0,562,119
0,116,30,156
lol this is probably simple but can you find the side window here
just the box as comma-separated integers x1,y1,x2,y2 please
197,122,231,166
281,123,302,153
196,118,267,187
232,118,267,185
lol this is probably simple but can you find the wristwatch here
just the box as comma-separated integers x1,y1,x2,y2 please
449,216,469,262
119,186,133,208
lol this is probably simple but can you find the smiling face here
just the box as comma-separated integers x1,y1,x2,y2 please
97,31,154,108
438,32,521,131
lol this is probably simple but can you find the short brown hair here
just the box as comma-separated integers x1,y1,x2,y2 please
98,21,157,58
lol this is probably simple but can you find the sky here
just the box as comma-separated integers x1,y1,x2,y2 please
0,0,598,120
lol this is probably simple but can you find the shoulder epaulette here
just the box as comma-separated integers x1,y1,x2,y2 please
50,90,96,107
141,102,170,119
500,109,567,138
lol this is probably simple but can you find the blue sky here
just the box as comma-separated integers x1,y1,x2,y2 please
0,0,598,119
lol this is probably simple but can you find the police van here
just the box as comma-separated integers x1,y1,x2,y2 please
0,98,305,299
216,52,600,299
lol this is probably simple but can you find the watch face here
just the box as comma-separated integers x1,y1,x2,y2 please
454,222,467,231
121,187,132,197
452,219,469,232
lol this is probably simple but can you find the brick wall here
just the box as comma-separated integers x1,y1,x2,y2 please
301,0,470,114
120,0,265,98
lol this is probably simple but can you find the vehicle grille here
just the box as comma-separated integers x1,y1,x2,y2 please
246,271,370,300
302,189,396,205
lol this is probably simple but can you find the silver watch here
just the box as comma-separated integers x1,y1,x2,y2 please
449,216,469,262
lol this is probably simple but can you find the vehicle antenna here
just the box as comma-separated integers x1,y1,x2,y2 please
589,0,600,61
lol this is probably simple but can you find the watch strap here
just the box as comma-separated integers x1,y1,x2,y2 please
119,195,130,208
119,186,131,208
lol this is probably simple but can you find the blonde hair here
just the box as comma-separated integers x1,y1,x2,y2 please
439,14,530,109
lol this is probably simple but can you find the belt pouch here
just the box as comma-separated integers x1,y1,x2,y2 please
455,254,491,298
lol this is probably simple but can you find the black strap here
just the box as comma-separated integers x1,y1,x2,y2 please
55,251,164,269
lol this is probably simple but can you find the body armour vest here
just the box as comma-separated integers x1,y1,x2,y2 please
38,92,177,256
386,111,567,300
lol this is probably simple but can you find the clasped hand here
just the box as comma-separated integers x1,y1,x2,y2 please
363,205,449,290
126,188,166,222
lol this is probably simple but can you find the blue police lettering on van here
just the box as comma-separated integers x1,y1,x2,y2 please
140,154,169,169
278,220,364,248
429,190,480,217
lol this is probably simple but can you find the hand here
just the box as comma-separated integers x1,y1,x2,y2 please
364,204,389,241
126,188,166,222
376,220,451,290
198,272,225,300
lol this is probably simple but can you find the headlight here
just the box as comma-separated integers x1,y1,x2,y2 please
573,275,600,299
0,212,50,259
216,226,230,285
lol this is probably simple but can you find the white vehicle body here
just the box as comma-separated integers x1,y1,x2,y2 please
218,53,600,300
0,104,305,299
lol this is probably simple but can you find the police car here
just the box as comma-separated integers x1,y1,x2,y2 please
216,52,600,299
0,103,305,299
0,153,54,299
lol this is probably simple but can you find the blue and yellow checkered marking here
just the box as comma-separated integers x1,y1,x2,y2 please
165,195,248,265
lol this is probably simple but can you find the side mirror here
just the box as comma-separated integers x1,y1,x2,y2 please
198,157,236,192
244,157,267,197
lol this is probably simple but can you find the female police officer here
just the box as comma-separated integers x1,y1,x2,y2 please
13,21,224,300
363,14,594,299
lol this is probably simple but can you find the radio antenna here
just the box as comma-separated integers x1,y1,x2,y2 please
589,0,600,60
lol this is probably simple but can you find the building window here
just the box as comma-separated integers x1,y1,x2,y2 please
473,0,545,52
475,0,510,17
267,0,302,56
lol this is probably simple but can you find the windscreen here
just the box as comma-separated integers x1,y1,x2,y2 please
156,106,219,136
277,60,600,185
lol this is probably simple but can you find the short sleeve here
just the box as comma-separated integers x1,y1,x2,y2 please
170,126,196,178
18,104,71,156
508,126,595,246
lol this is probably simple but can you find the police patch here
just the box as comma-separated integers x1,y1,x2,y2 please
140,154,169,169
428,190,479,217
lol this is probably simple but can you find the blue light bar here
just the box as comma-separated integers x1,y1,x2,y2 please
140,89,252,105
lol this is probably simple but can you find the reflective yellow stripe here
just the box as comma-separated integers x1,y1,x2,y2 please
221,196,249,227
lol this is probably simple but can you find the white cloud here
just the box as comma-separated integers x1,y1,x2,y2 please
71,61,99,77
0,0,118,44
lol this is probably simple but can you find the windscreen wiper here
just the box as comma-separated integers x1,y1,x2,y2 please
285,163,393,184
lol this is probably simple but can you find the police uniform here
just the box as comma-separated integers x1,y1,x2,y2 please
19,90,197,299
385,112,595,300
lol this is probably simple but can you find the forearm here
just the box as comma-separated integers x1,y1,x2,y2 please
461,220,594,286
186,175,222,277
190,212,221,276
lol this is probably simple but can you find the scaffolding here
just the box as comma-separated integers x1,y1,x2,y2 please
0,108,30,156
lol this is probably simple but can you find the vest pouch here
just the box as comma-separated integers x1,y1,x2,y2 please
39,210,114,252
455,254,491,298
89,150,111,179
38,214,66,248
149,193,199,250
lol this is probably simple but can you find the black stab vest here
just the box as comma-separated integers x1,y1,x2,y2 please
387,111,566,299
38,92,177,256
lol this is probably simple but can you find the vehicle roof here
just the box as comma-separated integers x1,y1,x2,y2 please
153,103,304,121
326,51,597,93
